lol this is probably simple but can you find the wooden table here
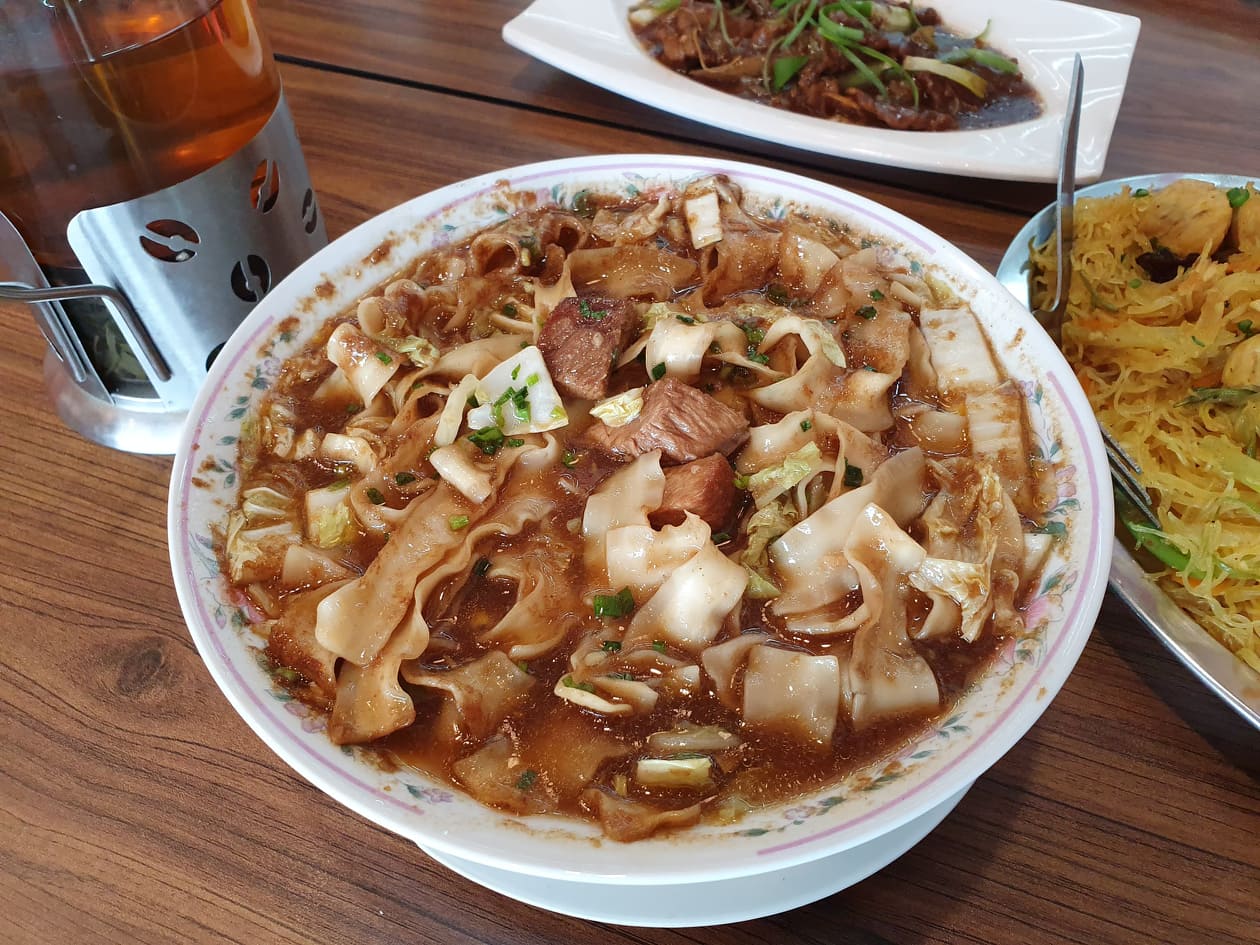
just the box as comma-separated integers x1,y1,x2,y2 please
3,2,1257,942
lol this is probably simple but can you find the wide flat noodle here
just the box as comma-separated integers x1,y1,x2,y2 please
844,504,941,729
623,536,746,653
772,447,928,617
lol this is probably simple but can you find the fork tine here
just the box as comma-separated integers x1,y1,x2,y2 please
1102,433,1159,527
1102,426,1143,475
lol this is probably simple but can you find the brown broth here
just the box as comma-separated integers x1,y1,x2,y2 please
235,184,1045,837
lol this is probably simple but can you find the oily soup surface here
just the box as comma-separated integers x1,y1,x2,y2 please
224,177,1052,841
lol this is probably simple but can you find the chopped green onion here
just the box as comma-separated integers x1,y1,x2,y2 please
448,514,470,531
365,487,386,505
1192,336,1206,347
651,362,667,381
652,640,667,654
473,557,492,576
962,47,1019,74
1077,272,1119,313
1128,278,1143,289
1133,188,1150,198
766,285,792,305
734,474,750,489
562,449,579,467
502,302,518,317
771,55,811,91
579,298,608,320
746,347,771,365
1176,387,1260,407
869,289,884,301
856,305,877,319
375,351,393,364
1228,187,1251,209
507,437,525,447
676,314,696,324
602,640,622,652
346,403,363,415
594,587,635,618
712,532,731,543
515,769,538,791
1239,319,1256,337
562,675,596,693
394,472,417,485
526,372,540,386
468,426,505,455
843,462,864,487
800,419,813,431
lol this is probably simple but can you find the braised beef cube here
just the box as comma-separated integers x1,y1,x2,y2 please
586,376,750,463
537,295,638,400
649,453,737,531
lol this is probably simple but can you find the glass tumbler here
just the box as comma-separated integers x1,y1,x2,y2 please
0,0,327,453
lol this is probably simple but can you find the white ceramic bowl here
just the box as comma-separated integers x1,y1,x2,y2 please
168,154,1111,925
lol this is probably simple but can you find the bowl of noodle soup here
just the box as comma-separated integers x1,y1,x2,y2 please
170,155,1109,924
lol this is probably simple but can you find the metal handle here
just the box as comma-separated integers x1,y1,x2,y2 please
0,280,172,383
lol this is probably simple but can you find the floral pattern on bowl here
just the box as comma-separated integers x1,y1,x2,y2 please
169,155,1111,884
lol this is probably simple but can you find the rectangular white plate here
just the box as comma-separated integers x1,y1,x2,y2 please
503,0,1140,183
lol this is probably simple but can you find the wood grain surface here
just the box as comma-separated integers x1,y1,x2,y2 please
257,0,1260,211
3,14,1259,945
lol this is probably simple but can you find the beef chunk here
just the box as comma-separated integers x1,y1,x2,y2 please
586,377,749,463
537,295,638,401
649,453,738,530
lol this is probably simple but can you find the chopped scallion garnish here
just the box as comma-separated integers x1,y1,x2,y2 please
594,587,635,618
365,487,385,505
562,675,596,693
468,426,505,455
448,514,470,531
579,299,608,320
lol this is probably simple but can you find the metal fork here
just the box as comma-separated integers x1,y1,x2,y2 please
1034,54,1160,529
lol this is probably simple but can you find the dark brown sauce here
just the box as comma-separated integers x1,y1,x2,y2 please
239,186,1045,835
631,1,1042,132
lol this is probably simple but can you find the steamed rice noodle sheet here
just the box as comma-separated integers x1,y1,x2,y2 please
1030,178,1260,674
224,176,1056,841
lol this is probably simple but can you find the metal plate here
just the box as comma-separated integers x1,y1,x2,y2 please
996,171,1260,731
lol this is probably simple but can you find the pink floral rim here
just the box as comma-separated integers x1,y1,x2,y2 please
170,156,1107,879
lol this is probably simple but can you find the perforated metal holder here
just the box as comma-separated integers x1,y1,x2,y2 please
5,92,327,454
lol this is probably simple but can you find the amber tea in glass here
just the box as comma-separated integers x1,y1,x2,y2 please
0,0,282,394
